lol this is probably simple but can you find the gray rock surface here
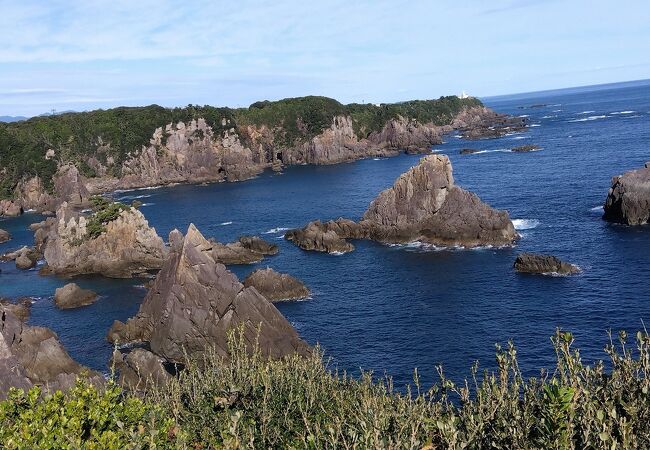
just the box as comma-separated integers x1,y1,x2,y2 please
514,253,580,275
211,235,278,264
286,155,517,252
603,163,650,225
0,229,10,244
0,305,103,398
54,283,98,309
108,224,309,383
0,297,32,322
243,268,311,302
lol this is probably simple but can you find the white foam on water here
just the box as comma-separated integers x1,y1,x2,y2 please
529,124,541,127
519,114,529,118
218,221,233,226
552,109,563,112
610,110,635,115
119,194,152,201
140,203,154,207
541,115,557,119
512,219,540,230
467,149,512,155
263,227,290,234
590,205,604,212
330,251,346,256
577,110,596,114
511,135,529,140
431,149,443,153
568,115,607,123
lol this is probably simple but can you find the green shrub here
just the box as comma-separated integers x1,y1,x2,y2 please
0,381,178,449
85,196,130,239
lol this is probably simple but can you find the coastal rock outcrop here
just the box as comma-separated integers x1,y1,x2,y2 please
511,144,541,153
108,224,309,384
514,253,580,275
54,283,98,309
43,202,166,278
0,297,31,322
0,304,103,398
243,268,311,302
0,228,10,243
452,107,527,140
211,235,278,264
603,163,650,225
0,200,22,217
286,155,518,252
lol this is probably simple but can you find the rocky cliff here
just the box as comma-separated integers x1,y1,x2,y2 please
108,224,309,385
603,162,650,225
286,155,518,251
43,202,166,278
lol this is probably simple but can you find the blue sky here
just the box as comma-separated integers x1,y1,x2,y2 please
0,0,648,116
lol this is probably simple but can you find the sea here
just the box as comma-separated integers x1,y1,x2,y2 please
1,79,649,388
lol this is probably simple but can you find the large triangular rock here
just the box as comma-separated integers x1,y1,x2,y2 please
108,224,309,365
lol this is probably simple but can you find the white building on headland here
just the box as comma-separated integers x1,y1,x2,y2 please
459,91,470,99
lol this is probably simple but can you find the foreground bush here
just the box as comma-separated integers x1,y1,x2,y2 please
1,328,649,448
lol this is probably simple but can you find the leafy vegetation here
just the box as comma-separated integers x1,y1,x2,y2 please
0,96,481,199
85,196,130,239
2,328,648,448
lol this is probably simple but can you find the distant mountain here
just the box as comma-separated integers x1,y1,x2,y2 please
0,115,28,123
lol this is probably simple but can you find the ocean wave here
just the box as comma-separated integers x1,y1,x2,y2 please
263,227,290,234
510,136,529,140
577,110,596,114
465,149,512,155
568,115,607,123
139,203,154,207
118,194,152,201
552,109,563,112
330,251,346,256
529,124,541,127
519,114,529,118
218,221,233,226
512,219,540,230
610,110,635,115
541,115,557,119
590,205,604,212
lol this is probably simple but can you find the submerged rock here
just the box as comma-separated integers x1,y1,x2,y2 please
211,235,278,264
511,144,541,153
243,268,311,302
44,202,166,278
514,253,580,275
108,224,309,385
603,163,650,225
460,148,480,155
286,155,518,252
0,305,103,398
54,283,98,309
0,229,10,243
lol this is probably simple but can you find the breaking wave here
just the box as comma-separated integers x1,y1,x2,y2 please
568,115,607,123
263,227,290,234
218,221,233,226
610,110,635,115
512,219,540,230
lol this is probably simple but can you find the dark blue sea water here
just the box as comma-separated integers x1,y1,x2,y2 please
2,80,649,388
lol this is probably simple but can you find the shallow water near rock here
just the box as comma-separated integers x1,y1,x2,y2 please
1,79,650,387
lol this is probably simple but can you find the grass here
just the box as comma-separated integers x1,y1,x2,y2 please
2,327,649,448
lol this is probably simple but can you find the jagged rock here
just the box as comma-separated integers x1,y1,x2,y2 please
108,224,309,384
54,283,98,309
460,148,480,155
15,247,38,270
243,268,311,302
514,253,580,275
0,229,10,243
285,219,360,254
211,235,278,264
603,163,650,225
0,297,31,321
44,202,166,278
52,164,91,208
0,305,103,399
286,155,517,251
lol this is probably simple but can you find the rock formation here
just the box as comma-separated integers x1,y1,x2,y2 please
514,253,580,275
43,202,166,278
108,224,309,385
2,246,40,270
460,148,480,155
0,304,103,399
0,228,10,243
452,107,528,139
286,155,518,252
54,283,98,309
211,235,278,264
0,200,22,217
603,163,650,225
243,268,311,302
511,144,541,153
0,297,31,322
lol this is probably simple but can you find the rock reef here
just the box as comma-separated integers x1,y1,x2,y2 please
43,202,166,278
108,224,309,386
603,162,650,225
243,268,311,302
211,235,278,264
0,229,10,243
452,107,527,140
286,155,518,252
514,253,580,275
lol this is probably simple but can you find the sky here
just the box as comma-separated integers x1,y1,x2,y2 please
0,0,649,116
